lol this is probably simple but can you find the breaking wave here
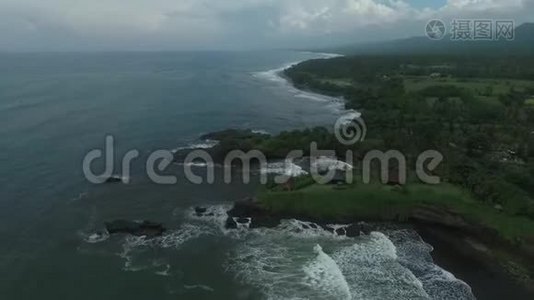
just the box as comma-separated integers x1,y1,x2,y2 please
119,223,211,273
252,53,345,110
303,244,352,300
261,161,308,177
80,204,475,299
171,139,219,153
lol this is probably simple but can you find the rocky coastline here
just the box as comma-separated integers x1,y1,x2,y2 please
210,197,534,298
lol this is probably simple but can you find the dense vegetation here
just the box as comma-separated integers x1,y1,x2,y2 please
282,55,534,223
181,54,534,246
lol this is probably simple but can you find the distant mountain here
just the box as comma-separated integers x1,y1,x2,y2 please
515,22,534,42
324,23,534,56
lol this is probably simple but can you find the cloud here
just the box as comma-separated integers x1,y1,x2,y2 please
0,0,531,51
445,0,523,11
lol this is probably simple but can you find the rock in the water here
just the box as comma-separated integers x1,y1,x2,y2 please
105,220,165,237
226,197,282,229
308,223,319,229
358,222,373,235
236,217,251,224
345,223,367,237
105,176,123,183
335,227,347,236
194,206,208,216
225,217,238,229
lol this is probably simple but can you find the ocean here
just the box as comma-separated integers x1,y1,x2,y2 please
0,51,475,299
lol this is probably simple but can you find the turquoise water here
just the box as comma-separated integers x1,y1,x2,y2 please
0,51,475,299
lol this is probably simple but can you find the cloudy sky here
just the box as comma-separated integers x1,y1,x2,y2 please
0,0,532,51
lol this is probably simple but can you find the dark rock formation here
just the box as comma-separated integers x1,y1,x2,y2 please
200,129,269,141
334,227,346,236
409,204,500,242
224,197,377,237
409,204,469,228
225,217,238,229
105,220,165,237
194,206,207,216
236,217,251,224
105,176,123,183
345,223,373,237
226,197,282,229
174,129,271,163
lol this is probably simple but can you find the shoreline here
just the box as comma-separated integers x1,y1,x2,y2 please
253,52,347,109
416,225,534,299
249,54,534,298
222,196,534,299
173,53,534,298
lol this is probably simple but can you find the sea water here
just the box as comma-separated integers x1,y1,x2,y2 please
0,51,474,299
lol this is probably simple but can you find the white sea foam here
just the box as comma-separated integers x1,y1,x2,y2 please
300,52,344,59
312,156,354,171
70,192,87,202
119,223,211,272
78,207,110,244
187,204,233,234
128,223,209,249
331,232,430,300
261,161,308,177
172,139,219,153
228,226,413,299
252,61,297,83
294,91,338,103
228,228,432,299
302,244,352,300
154,263,171,276
387,229,476,300
84,202,474,299
177,162,213,168
252,129,270,135
83,231,110,244
337,109,362,125
252,53,346,111
225,218,354,299
233,217,252,230
184,284,215,292
253,52,344,84
227,238,307,299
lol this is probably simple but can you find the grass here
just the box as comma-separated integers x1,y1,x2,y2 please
259,182,534,241
403,76,534,96
318,78,353,87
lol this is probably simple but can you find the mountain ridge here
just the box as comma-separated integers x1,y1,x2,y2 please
319,22,534,56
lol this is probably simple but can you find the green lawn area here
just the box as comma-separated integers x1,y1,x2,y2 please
259,182,534,241
403,76,534,97
318,78,353,87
